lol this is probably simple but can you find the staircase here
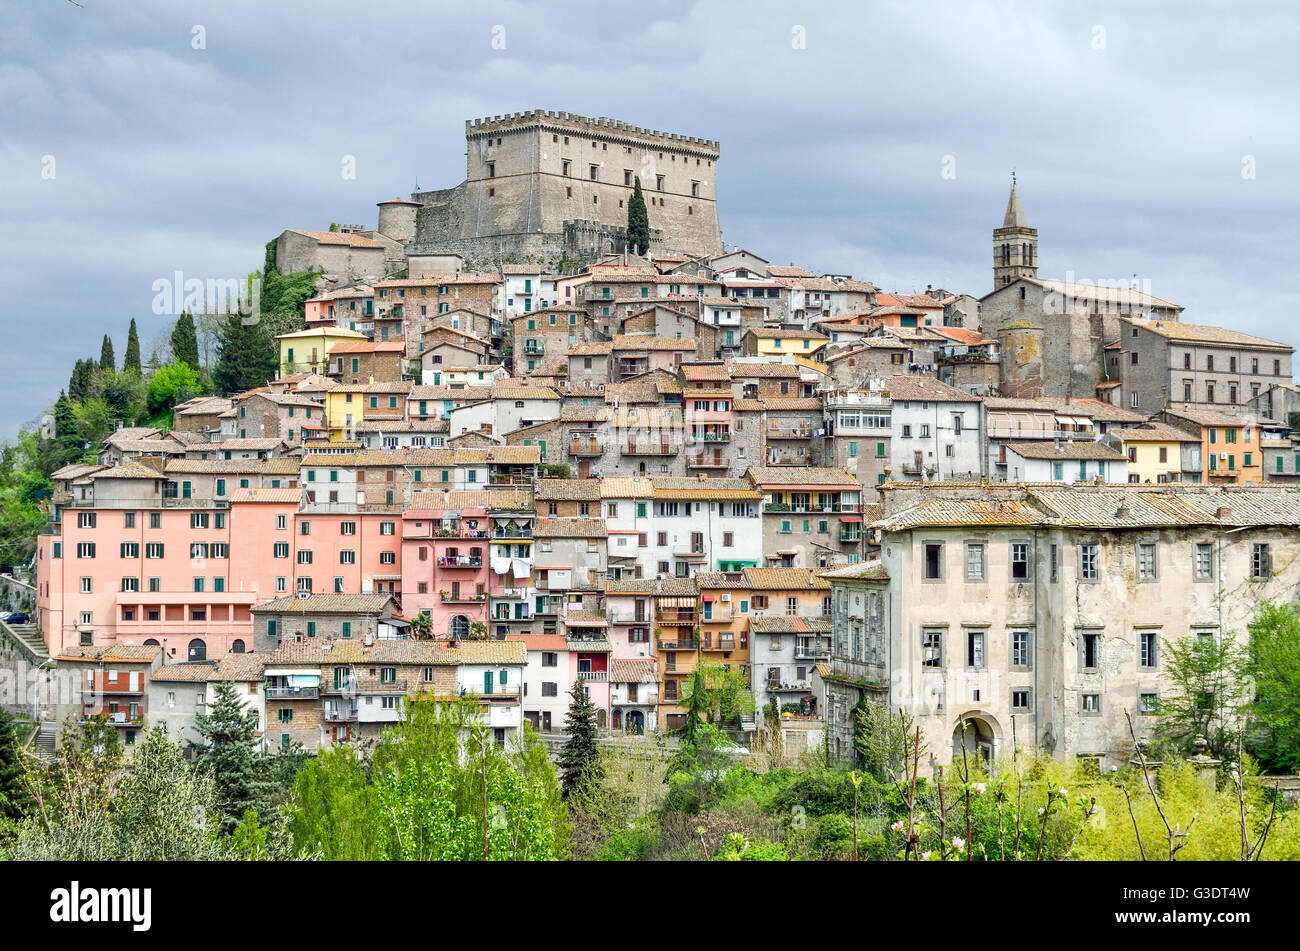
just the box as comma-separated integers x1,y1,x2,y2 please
30,722,56,762
1,619,48,663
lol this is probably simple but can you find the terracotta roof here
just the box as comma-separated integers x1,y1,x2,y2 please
55,644,162,663
1005,441,1127,461
447,641,527,665
744,327,828,340
230,487,301,504
604,578,698,596
725,361,800,378
680,363,732,382
534,479,601,501
885,375,981,403
600,477,655,499
491,385,559,401
748,466,861,487
537,517,607,538
694,571,750,589
766,265,817,278
374,273,502,287
212,653,267,681
609,658,658,683
652,477,762,500
743,567,830,591
611,335,697,351
749,615,831,634
253,594,393,615
1165,408,1262,429
1109,423,1199,443
150,663,219,683
287,229,384,249
874,498,1050,531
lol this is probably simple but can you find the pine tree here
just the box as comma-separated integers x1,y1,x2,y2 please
0,708,31,821
626,177,650,256
557,679,603,799
212,312,277,395
170,311,201,373
99,335,115,373
193,680,274,834
124,318,142,374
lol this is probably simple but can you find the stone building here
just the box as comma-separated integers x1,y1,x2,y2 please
1102,317,1294,417
406,110,723,268
868,481,1300,773
820,561,889,765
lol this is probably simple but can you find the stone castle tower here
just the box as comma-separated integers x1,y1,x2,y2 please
406,110,724,268
992,175,1038,289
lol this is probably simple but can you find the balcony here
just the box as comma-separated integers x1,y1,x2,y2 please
265,686,320,700
656,611,697,626
488,475,531,486
623,442,677,455
794,646,831,661
567,637,611,652
657,636,699,650
688,454,729,469
767,682,812,693
764,501,859,514
767,424,814,440
570,439,602,456
576,670,609,682
324,704,358,722
441,590,487,603
701,636,738,652
839,529,862,543
691,431,732,442
492,528,533,539
523,342,546,355
438,556,482,568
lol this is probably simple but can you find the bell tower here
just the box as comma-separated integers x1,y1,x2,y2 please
993,173,1038,289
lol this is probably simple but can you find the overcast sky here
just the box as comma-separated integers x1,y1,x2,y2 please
3,0,1297,436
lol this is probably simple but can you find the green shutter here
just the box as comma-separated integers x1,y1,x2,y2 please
342,622,351,638
307,621,316,637
268,620,277,637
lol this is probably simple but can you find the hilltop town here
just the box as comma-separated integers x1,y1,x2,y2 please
6,109,1300,782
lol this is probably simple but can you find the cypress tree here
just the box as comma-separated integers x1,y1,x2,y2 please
124,319,142,374
193,681,274,834
170,311,201,373
626,177,650,256
99,335,115,373
556,679,603,799
68,358,96,402
213,312,277,395
53,391,83,464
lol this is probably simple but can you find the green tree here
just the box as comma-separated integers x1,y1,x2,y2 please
68,358,97,402
679,661,755,730
72,396,114,448
147,359,202,414
288,700,568,859
170,311,201,373
212,312,277,395
557,680,603,799
193,680,274,834
853,697,917,781
1247,601,1300,772
99,334,115,373
52,391,83,465
1156,632,1249,758
626,176,650,255
410,612,433,640
0,708,31,821
124,318,142,374
99,368,147,428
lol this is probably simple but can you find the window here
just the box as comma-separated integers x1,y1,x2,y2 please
298,550,313,564
1137,542,1157,581
923,543,942,580
966,630,985,668
1081,632,1100,670
1195,543,1213,580
274,542,289,558
300,521,311,535
1252,543,1271,580
922,629,943,668
541,682,558,697
1082,694,1101,714
78,512,96,528
1009,542,1030,580
80,576,93,594
339,550,356,564
1011,630,1031,668
341,521,356,535
145,542,163,559
1139,630,1158,669
120,542,139,558
381,521,395,535
1079,543,1099,581
77,542,96,558
1012,689,1032,711
965,543,985,581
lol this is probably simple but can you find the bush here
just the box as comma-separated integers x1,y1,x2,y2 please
593,827,658,861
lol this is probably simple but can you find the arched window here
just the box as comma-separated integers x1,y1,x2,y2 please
143,638,160,647
230,639,246,654
450,615,469,640
188,638,207,661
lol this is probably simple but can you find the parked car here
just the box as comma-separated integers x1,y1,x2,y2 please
3,612,30,624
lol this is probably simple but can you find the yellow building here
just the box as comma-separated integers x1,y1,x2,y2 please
276,327,368,377
741,327,829,359
323,382,412,441
1108,422,1197,484
1163,408,1264,484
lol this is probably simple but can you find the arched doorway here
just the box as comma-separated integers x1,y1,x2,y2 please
595,708,608,730
230,639,246,654
449,615,469,640
952,714,997,767
626,710,645,735
188,638,206,661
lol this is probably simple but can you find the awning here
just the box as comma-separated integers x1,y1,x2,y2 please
1053,415,1073,426
839,514,863,523
1070,416,1093,427
701,595,716,602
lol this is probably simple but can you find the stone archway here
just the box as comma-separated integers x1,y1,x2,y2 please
952,712,1000,767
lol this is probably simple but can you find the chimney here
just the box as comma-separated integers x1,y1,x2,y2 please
1216,505,1233,518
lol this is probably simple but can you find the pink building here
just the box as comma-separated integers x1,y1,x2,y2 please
564,609,612,727
400,504,490,639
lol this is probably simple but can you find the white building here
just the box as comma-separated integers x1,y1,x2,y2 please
1003,441,1129,483
886,374,986,481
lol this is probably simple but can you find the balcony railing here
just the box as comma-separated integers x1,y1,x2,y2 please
437,556,482,568
577,670,609,682
441,590,487,602
492,527,533,539
570,440,602,456
324,705,358,722
839,530,863,543
793,647,831,661
765,502,860,513
701,637,738,651
767,425,814,439
692,432,732,442
657,637,699,650
688,455,729,469
623,442,677,455
265,686,320,700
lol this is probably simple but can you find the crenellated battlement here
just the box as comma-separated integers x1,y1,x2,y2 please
465,109,720,154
